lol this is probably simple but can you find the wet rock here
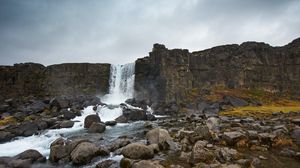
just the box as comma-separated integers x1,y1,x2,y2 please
109,138,131,151
13,149,45,163
60,109,76,120
146,114,156,121
96,159,118,168
84,114,100,128
191,140,215,164
123,108,147,121
0,131,14,143
115,115,128,123
104,120,116,126
120,157,134,168
70,142,100,165
132,160,164,168
8,159,32,168
2,149,46,168
88,122,106,133
146,128,173,150
222,131,246,146
49,138,70,163
59,120,74,128
121,143,154,159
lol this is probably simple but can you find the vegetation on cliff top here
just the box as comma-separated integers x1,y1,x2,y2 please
186,85,300,117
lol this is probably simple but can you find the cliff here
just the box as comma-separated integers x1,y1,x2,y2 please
0,63,110,100
134,38,300,104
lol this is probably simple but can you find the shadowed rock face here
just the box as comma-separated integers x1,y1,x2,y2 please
134,38,300,104
0,63,110,99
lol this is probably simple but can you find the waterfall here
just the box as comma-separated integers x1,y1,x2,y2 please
0,63,136,158
103,63,135,104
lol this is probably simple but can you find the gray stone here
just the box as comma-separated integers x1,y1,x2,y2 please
121,143,154,159
84,114,101,128
88,122,106,133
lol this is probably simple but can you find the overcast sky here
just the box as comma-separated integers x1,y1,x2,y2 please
0,0,300,65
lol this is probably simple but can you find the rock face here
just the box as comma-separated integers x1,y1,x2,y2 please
0,63,110,99
134,38,300,104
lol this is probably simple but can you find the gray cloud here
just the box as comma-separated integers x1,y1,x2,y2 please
0,0,300,65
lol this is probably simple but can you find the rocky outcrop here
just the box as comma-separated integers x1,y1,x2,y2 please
45,63,110,96
0,63,110,99
134,38,300,104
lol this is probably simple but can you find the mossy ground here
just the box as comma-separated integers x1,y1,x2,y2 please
0,116,17,126
187,86,300,118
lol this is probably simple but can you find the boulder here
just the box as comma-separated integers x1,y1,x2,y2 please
194,125,211,140
191,140,215,164
60,109,76,120
11,121,39,137
123,108,147,121
84,114,101,128
70,142,100,165
132,160,165,168
50,97,70,110
49,138,70,163
121,143,154,159
59,120,74,128
88,122,106,133
13,149,45,163
2,149,46,168
223,96,248,107
215,147,239,163
206,117,220,132
146,128,173,150
222,131,246,146
28,101,47,113
0,131,14,143
8,159,32,168
115,115,128,123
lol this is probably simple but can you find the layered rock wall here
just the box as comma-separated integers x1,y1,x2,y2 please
134,38,300,104
0,63,110,99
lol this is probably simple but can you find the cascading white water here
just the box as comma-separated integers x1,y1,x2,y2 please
103,63,135,104
0,63,136,157
99,63,135,121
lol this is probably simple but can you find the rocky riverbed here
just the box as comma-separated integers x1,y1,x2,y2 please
0,95,300,168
